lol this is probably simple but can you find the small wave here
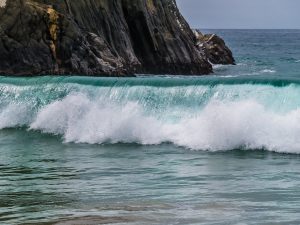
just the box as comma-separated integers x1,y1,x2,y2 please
212,63,245,70
260,69,276,74
296,60,300,63
212,63,241,70
216,75,239,78
213,64,227,69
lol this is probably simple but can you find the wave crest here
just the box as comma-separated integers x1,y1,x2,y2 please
30,93,164,145
0,79,300,153
26,93,300,153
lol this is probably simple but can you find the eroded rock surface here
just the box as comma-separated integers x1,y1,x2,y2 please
194,29,235,65
0,0,233,76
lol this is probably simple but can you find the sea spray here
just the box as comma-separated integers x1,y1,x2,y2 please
29,96,300,153
1,76,300,153
30,93,165,145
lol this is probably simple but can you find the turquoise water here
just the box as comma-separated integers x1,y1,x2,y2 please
1,30,300,224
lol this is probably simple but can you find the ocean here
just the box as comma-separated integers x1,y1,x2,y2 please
1,29,300,224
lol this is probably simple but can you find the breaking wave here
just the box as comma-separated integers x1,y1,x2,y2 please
1,76,300,153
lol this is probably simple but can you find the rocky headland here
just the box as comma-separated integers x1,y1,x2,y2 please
0,0,234,76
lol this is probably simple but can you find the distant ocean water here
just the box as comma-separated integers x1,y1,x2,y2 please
1,30,300,224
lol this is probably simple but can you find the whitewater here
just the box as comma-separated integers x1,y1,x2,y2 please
1,76,300,153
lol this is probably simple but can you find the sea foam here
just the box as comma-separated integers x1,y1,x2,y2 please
0,78,300,153
260,69,276,74
27,94,300,153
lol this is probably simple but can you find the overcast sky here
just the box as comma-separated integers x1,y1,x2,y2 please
177,0,300,29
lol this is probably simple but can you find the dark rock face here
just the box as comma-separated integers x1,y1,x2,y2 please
0,0,130,75
0,0,233,76
194,30,235,65
120,0,212,75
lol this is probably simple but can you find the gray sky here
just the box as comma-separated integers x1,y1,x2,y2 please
177,0,300,29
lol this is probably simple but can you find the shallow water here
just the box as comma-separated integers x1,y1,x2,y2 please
0,129,300,224
1,29,300,224
1,129,300,225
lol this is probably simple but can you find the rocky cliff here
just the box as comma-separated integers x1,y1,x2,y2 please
0,0,234,76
